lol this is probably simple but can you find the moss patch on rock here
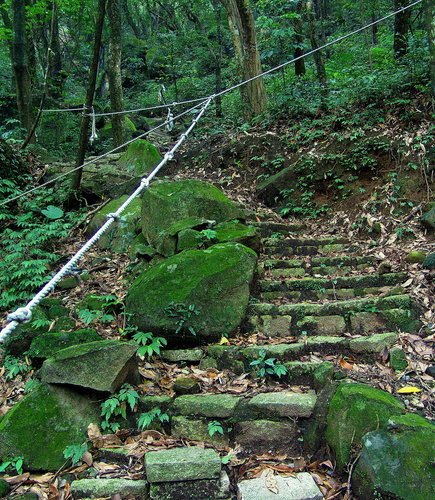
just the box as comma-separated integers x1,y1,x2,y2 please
118,139,162,175
0,382,99,471
325,382,405,471
125,243,257,342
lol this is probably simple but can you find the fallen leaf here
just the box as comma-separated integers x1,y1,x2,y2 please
219,336,229,345
264,469,278,494
397,386,422,394
339,358,354,370
401,278,413,288
82,451,93,467
87,423,101,441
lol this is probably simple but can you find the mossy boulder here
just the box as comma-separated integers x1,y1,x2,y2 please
352,417,435,499
125,243,257,342
39,340,138,393
100,116,136,142
405,250,426,264
0,478,10,497
422,252,435,270
214,221,260,252
0,382,99,471
421,206,435,231
86,196,142,253
118,139,162,175
325,382,405,471
27,329,101,362
141,180,245,256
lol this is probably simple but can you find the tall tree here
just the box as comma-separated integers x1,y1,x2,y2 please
107,0,125,146
47,1,63,99
305,1,327,89
220,0,267,118
69,0,107,199
423,0,435,96
393,0,412,59
12,0,33,135
293,1,306,77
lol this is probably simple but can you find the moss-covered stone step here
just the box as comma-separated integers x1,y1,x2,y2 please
71,479,148,499
259,272,405,295
251,221,305,237
262,237,357,256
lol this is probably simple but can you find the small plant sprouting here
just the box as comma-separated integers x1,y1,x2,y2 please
3,355,30,380
100,384,139,433
200,229,217,240
0,456,24,475
165,302,200,336
63,443,88,466
137,408,169,430
208,420,224,437
78,294,120,325
132,331,167,358
250,350,288,379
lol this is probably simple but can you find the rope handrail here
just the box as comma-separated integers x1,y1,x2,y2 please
0,97,213,342
0,0,423,340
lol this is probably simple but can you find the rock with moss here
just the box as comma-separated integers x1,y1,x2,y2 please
118,139,162,175
405,250,426,264
0,478,10,498
86,196,142,253
0,382,99,471
39,340,138,393
141,180,245,255
27,329,101,362
71,478,148,499
213,221,260,252
422,252,435,270
389,347,408,372
325,382,405,471
352,416,435,499
173,376,200,395
171,416,229,446
421,205,435,231
100,116,136,142
125,243,257,341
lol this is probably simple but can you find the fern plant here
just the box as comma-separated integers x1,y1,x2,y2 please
100,384,140,433
137,408,169,430
132,331,167,358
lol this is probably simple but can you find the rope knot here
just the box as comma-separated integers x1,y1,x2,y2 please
141,178,150,188
165,152,174,161
106,213,120,221
7,307,32,324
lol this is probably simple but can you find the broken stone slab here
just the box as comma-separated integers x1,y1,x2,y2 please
349,332,397,353
234,420,300,455
145,447,221,483
160,348,204,363
247,391,317,418
297,315,346,336
171,415,229,445
173,377,201,395
172,394,240,418
70,478,148,499
238,472,324,500
39,340,138,393
0,382,99,471
149,471,230,500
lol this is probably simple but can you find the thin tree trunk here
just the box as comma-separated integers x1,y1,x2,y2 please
107,0,125,147
48,1,63,99
221,0,267,119
12,0,33,135
306,1,327,89
423,0,435,97
69,0,107,200
394,0,412,59
214,1,224,117
293,1,306,76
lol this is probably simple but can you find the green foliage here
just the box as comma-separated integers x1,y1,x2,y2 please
63,443,88,466
207,420,224,437
77,294,120,325
100,384,139,433
137,408,169,430
200,229,217,240
3,355,30,380
0,456,24,475
132,331,167,358
250,349,288,379
164,302,200,336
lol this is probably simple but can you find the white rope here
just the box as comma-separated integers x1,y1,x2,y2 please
0,99,208,208
42,106,86,113
0,97,213,342
89,107,98,144
166,108,174,132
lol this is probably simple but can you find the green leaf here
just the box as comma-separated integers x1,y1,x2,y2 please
41,205,64,220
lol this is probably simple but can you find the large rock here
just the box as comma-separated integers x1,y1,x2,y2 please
39,340,138,392
118,139,162,174
0,383,99,471
125,243,257,341
421,203,435,231
352,414,435,500
325,382,405,471
141,180,245,255
86,195,142,253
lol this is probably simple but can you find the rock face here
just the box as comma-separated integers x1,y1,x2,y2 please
141,180,245,256
421,203,435,231
325,382,405,470
86,195,142,252
39,340,138,392
118,139,162,174
0,383,99,471
352,414,435,500
125,243,257,341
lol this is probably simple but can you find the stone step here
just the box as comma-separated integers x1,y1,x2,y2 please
260,255,375,278
248,294,420,335
251,221,305,237
258,272,406,301
262,237,357,256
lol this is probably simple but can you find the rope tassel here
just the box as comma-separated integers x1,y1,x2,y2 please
89,107,98,144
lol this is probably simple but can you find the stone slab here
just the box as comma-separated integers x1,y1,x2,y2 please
248,391,317,418
173,394,240,418
71,478,148,499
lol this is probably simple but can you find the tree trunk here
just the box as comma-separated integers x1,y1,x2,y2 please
12,0,33,135
394,0,412,59
221,0,267,118
423,0,435,97
293,1,306,76
48,1,63,99
69,0,107,200
306,1,327,89
107,0,125,147
214,1,224,117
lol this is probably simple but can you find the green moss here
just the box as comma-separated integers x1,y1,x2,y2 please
381,308,421,332
0,478,10,497
118,139,162,175
173,394,240,418
422,252,435,270
388,413,435,431
405,250,426,264
214,221,260,252
171,416,228,446
100,116,136,140
0,382,99,471
125,243,257,341
27,329,101,361
325,382,405,471
389,347,408,371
